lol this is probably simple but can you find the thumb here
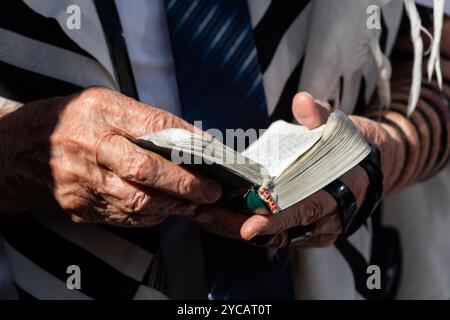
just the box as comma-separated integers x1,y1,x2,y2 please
292,92,332,129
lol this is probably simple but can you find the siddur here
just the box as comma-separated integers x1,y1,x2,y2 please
134,110,370,214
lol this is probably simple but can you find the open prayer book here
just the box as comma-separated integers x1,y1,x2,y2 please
134,110,370,214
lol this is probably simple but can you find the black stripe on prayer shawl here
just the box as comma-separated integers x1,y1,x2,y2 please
379,9,388,53
100,225,160,255
353,77,367,115
141,250,166,292
0,61,83,103
254,1,311,73
269,58,305,122
0,1,93,59
339,76,344,106
0,215,141,300
94,0,138,100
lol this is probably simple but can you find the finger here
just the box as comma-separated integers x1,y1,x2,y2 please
240,212,271,240
292,91,332,129
194,206,251,240
82,171,198,227
242,165,369,238
69,214,89,224
96,134,222,204
83,87,201,138
313,213,342,236
241,189,337,238
289,210,347,249
95,171,198,216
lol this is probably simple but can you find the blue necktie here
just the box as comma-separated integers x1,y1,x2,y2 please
165,0,269,134
164,0,294,300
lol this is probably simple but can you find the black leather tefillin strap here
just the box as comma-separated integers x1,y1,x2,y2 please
290,145,383,244
344,145,383,237
322,145,383,239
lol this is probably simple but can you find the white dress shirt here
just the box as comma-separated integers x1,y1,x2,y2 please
115,0,181,116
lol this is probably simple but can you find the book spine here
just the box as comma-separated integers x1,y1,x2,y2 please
258,186,280,214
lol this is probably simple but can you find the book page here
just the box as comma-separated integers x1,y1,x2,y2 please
273,110,371,211
134,128,269,186
242,120,325,177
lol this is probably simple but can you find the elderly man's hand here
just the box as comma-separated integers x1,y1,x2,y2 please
0,87,222,227
195,92,370,247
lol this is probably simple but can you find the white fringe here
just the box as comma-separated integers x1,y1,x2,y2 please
403,0,446,116
370,37,392,109
428,0,445,89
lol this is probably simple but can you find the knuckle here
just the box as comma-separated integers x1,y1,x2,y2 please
151,110,176,131
75,86,125,118
300,201,322,225
124,152,155,183
103,211,164,227
104,212,136,227
123,190,152,213
176,174,198,198
58,193,83,212
78,86,108,106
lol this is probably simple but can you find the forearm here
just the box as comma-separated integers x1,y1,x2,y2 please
0,98,51,214
353,17,450,196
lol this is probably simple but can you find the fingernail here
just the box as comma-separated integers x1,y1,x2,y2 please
303,91,313,99
246,230,258,241
243,221,267,240
202,182,222,203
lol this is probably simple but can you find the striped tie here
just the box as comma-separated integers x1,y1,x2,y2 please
164,0,270,134
164,0,296,300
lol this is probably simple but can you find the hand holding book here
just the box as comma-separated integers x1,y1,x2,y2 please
197,92,371,248
135,92,372,247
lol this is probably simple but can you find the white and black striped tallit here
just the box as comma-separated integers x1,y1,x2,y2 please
0,0,166,300
0,0,422,300
249,0,403,300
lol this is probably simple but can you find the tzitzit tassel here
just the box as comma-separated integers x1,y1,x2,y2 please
403,0,424,116
369,37,392,109
427,0,445,90
403,0,446,116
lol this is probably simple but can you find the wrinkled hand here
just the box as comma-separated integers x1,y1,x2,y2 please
195,92,369,247
0,87,222,226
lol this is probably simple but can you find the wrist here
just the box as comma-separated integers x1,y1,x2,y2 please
350,114,405,197
0,99,56,213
